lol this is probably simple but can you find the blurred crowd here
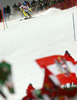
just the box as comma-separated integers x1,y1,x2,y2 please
0,0,76,22
0,0,66,22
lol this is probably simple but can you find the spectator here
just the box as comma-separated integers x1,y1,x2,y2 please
0,60,15,99
0,9,2,22
13,3,18,13
37,0,43,11
31,0,36,7
6,5,11,15
31,0,37,11
4,7,7,14
22,83,35,100
43,0,48,8
26,83,35,94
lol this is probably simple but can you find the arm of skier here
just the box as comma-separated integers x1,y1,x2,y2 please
19,5,23,11
29,8,32,12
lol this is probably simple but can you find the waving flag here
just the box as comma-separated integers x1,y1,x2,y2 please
64,51,77,77
36,51,77,85
41,67,59,97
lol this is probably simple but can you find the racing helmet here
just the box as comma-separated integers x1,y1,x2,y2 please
23,2,27,5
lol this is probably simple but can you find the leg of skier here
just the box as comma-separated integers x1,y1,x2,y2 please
26,11,32,18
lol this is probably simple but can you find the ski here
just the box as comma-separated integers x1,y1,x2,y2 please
19,16,34,21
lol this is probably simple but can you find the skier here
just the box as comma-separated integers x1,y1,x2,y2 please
0,60,15,99
19,2,32,19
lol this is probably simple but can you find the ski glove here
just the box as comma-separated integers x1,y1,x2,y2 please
29,9,32,12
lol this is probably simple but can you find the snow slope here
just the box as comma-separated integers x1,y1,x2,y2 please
0,6,77,100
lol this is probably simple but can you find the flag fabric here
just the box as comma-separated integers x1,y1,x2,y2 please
36,51,77,85
22,66,77,100
41,67,59,98
64,51,77,78
41,67,77,98
22,89,38,100
58,96,69,100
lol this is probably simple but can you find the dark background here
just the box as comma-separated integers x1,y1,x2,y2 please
0,0,34,8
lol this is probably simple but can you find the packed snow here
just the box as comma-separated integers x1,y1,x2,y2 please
0,6,77,100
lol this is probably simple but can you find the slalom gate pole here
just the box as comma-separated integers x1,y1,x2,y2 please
2,3,8,28
72,12,76,41
1,4,5,29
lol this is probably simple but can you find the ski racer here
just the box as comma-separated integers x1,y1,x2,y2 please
19,2,32,18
